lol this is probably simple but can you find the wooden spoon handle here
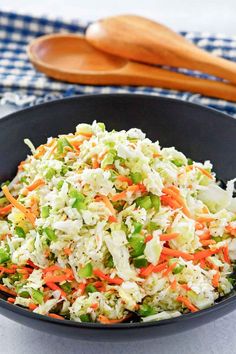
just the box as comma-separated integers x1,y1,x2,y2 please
86,15,236,85
116,62,236,102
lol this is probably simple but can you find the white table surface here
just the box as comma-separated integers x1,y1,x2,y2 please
0,1,236,353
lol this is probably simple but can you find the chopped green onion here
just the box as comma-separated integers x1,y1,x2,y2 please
0,248,10,264
78,262,93,278
135,196,152,210
32,289,44,305
97,122,106,131
69,188,85,201
41,206,50,218
15,226,26,238
57,137,73,154
72,199,86,211
19,290,30,298
61,166,69,176
60,282,72,293
85,284,97,294
147,222,159,232
20,176,28,184
44,227,57,241
131,172,142,184
129,234,145,257
133,257,148,268
106,255,114,268
0,197,7,206
138,304,156,317
45,168,56,181
169,258,185,274
80,314,92,322
57,180,64,190
172,159,184,167
101,149,117,168
187,158,193,165
133,221,142,234
150,194,160,212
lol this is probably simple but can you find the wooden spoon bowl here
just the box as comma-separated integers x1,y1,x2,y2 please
28,33,236,102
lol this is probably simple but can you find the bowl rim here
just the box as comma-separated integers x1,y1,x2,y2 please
0,93,235,329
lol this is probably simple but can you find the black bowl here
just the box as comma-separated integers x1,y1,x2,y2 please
0,94,235,341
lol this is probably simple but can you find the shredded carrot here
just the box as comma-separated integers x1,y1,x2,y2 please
225,225,236,237
0,204,12,216
176,296,198,312
181,284,192,291
93,269,123,285
195,222,204,230
144,234,153,243
70,140,82,151
98,315,128,324
0,266,15,274
111,184,145,202
2,185,36,225
48,313,65,320
162,187,191,218
104,164,115,170
153,153,161,158
200,239,216,246
161,195,181,210
222,245,231,264
197,167,213,180
43,265,61,274
163,262,177,277
160,233,180,241
0,284,17,296
7,297,15,304
212,271,220,288
170,279,177,290
199,231,211,241
108,215,117,223
78,282,86,295
27,260,39,269
139,262,168,277
96,195,116,215
34,145,46,159
193,248,220,261
18,160,27,171
90,303,99,310
78,132,93,138
44,275,69,283
116,175,133,186
196,217,215,224
46,282,67,298
162,247,193,261
200,259,206,269
64,247,72,256
205,258,218,270
27,179,45,192
28,303,37,311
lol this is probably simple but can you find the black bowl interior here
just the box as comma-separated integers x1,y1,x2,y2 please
0,94,236,341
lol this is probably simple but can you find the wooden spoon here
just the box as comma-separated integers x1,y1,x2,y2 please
86,14,236,85
28,34,236,102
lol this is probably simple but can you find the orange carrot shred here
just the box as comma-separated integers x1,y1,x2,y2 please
162,247,193,261
7,297,15,304
116,175,133,186
160,233,180,241
98,315,129,324
200,239,216,246
2,185,36,225
46,282,67,298
48,313,65,320
193,248,220,261
163,262,177,277
27,179,45,192
0,204,12,216
212,271,220,288
176,296,198,312
0,284,17,296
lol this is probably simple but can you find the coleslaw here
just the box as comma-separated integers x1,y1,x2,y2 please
0,121,235,324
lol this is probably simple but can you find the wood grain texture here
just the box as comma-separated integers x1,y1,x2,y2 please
86,15,236,84
28,34,236,101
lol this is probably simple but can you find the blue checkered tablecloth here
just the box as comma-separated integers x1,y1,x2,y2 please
1,10,236,116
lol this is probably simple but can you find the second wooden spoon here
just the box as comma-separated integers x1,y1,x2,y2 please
86,14,236,85
28,34,236,102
